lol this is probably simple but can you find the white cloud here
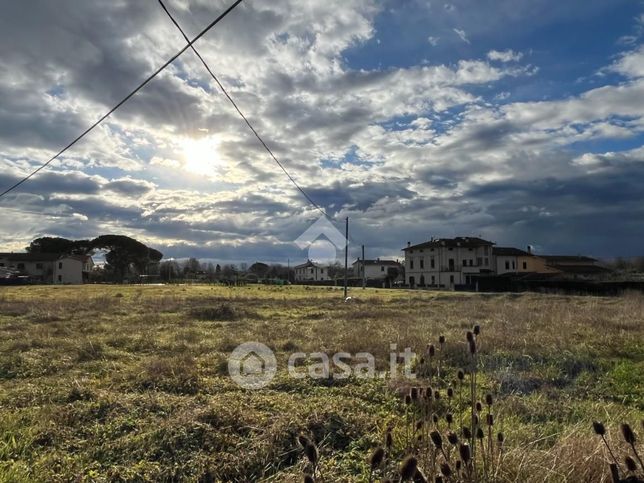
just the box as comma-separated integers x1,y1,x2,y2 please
609,45,644,78
428,36,439,46
487,49,523,62
453,28,470,44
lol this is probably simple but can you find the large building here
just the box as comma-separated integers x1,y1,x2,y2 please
0,253,93,284
403,237,494,288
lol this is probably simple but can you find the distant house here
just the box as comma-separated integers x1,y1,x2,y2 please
403,237,495,288
541,255,611,279
352,258,403,282
0,253,93,284
293,260,330,282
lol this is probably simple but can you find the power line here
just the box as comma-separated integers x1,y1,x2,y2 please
0,0,244,200
158,0,330,219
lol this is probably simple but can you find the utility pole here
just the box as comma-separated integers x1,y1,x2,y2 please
362,244,366,289
344,217,349,299
287,258,290,284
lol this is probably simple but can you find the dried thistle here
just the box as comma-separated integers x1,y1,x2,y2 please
440,462,452,477
430,430,443,449
459,443,471,463
400,456,418,481
473,325,481,336
485,393,493,406
457,369,465,381
621,423,636,445
370,447,385,470
447,431,459,445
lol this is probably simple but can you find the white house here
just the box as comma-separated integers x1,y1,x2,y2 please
352,258,403,282
403,237,495,288
293,260,331,282
0,253,93,284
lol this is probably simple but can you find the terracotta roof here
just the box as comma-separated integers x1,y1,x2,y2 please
294,260,322,269
542,255,598,263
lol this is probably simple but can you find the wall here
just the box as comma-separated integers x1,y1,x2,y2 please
53,258,83,284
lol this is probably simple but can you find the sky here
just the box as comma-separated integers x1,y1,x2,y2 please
1,0,643,264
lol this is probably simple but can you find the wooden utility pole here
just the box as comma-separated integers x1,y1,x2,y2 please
344,217,349,299
362,244,366,289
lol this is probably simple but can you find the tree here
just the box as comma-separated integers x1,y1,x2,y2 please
92,235,162,282
27,237,91,255
249,262,270,278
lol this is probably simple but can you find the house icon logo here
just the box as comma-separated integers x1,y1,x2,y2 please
294,215,347,264
228,342,277,389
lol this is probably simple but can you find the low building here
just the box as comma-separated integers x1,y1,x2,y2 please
293,260,331,282
541,255,611,280
0,252,93,284
403,237,495,288
352,258,403,280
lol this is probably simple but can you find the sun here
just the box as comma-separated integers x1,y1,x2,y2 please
181,136,222,176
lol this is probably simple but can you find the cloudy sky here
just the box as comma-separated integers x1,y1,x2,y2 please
1,0,643,263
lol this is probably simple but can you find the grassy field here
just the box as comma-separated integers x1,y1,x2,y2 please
0,285,642,482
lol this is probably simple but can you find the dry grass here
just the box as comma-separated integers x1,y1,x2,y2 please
0,284,642,481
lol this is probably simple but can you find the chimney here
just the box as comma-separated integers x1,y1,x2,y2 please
407,241,411,247
527,245,532,254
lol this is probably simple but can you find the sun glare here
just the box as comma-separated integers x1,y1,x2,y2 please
181,136,222,176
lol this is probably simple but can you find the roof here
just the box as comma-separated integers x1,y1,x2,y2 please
0,252,60,262
294,260,322,269
403,237,495,251
352,259,401,266
542,255,598,263
548,264,611,274
493,247,531,257
0,252,93,263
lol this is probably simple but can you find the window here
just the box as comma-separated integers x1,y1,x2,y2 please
448,258,455,270
320,269,324,274
448,247,453,251
449,275,454,284
505,261,510,270
523,261,527,269
430,257,435,268
410,260,414,269
431,275,435,285
17,263,25,269
36,263,43,269
477,257,482,266
484,258,489,266
462,260,467,267
381,266,385,271
58,262,63,269
484,246,489,255
420,259,424,269
470,259,474,266
468,248,473,251
57,275,62,282
512,261,516,269
0,262,4,267
430,248,434,252
310,268,313,274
